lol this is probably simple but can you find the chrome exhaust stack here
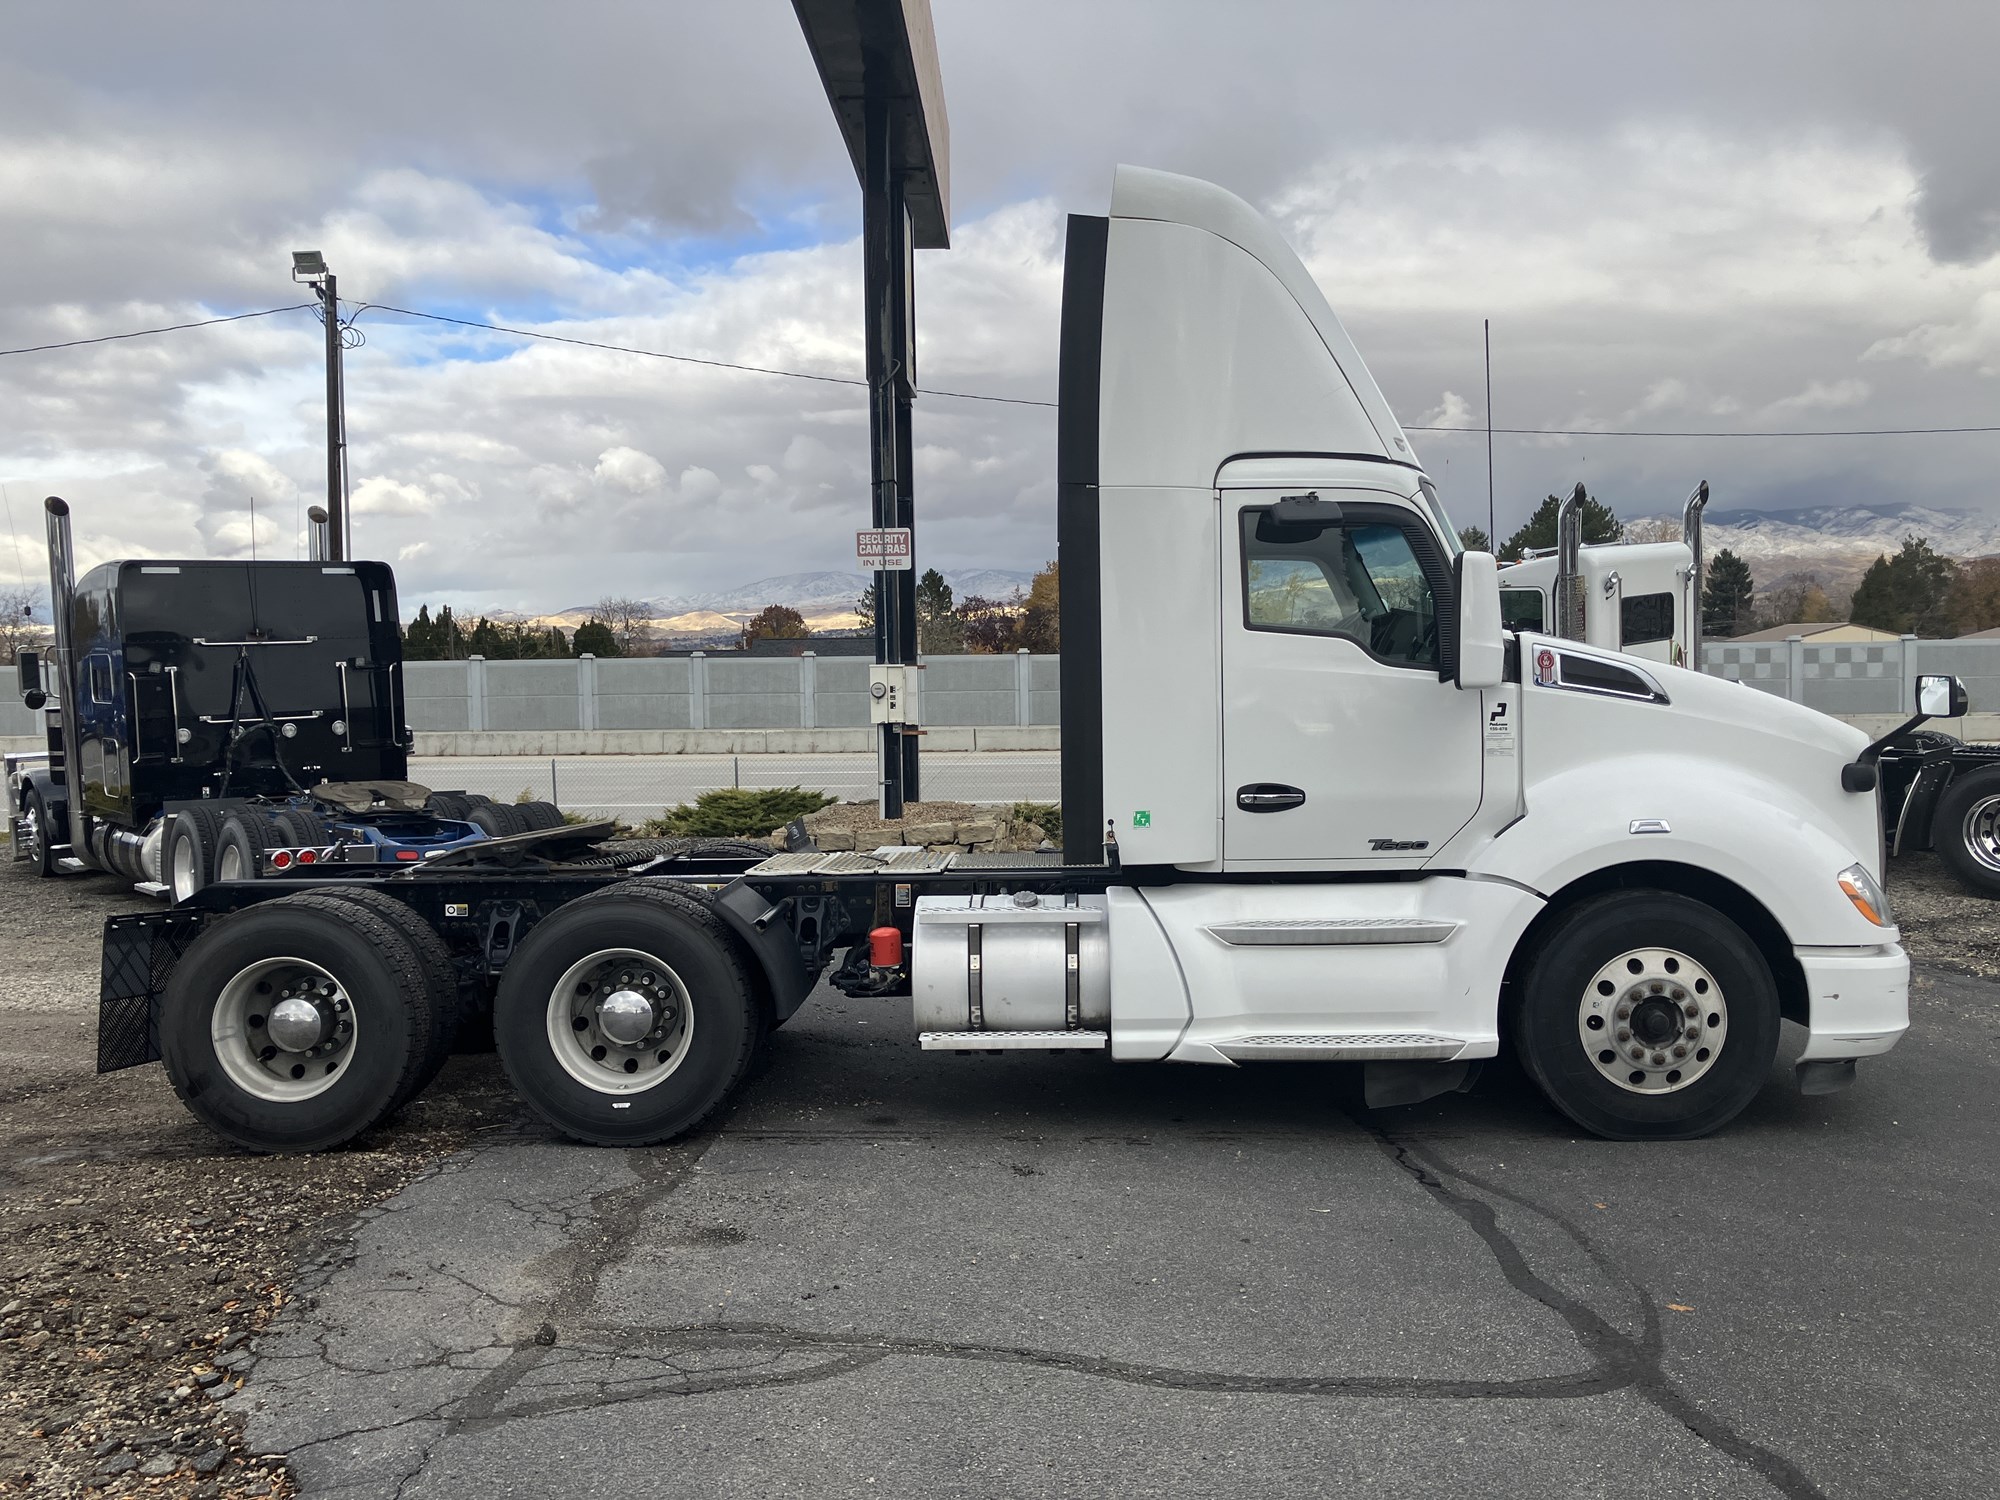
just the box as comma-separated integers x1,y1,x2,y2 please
42,497,86,857
1553,482,1585,640
1682,479,1709,668
307,504,330,562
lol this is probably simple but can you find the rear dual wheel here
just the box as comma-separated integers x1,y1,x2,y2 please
494,882,760,1146
160,891,445,1152
1513,892,1780,1140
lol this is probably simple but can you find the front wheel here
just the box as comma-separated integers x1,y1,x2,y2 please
1932,765,2000,897
19,788,57,877
1512,892,1780,1140
494,883,758,1145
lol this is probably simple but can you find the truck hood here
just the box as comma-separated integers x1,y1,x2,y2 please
1515,642,1882,880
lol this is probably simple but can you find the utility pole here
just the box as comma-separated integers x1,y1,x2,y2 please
794,0,950,821
292,251,347,560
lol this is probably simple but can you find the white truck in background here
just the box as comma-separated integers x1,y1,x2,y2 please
95,166,1946,1152
1496,480,1709,668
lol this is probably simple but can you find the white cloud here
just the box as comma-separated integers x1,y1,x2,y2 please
350,476,434,517
592,446,667,495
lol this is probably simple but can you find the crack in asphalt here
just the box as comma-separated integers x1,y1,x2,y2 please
1364,1118,1826,1500
265,1111,1825,1500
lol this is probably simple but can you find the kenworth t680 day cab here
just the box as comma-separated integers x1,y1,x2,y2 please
91,167,1939,1153
7,501,557,901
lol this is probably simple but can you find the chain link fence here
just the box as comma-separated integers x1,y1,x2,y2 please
408,752,1061,825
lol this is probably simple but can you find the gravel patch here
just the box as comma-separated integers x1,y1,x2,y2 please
0,862,516,1499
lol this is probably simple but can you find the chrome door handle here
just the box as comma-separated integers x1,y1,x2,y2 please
1237,784,1306,812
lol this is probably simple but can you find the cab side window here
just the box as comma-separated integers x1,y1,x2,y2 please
1242,510,1440,669
1500,588,1546,632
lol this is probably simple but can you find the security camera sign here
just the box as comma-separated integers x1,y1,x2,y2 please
856,528,913,570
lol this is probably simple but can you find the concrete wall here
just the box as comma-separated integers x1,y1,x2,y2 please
403,651,1060,734
1700,633,1993,719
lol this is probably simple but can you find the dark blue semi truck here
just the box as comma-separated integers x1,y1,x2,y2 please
5,497,562,898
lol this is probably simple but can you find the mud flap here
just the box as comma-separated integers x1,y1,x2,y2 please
1364,1058,1481,1109
1795,1058,1857,1096
98,910,209,1072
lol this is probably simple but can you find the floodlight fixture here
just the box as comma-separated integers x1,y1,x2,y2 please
291,250,329,281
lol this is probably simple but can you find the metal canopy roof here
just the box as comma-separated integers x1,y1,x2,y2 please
792,0,951,248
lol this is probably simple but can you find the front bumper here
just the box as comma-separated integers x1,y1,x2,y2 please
1794,942,1909,1062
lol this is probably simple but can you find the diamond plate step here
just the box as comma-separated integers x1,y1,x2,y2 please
920,1030,1109,1051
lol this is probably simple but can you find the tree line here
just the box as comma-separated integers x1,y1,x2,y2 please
400,596,655,660
849,562,1060,653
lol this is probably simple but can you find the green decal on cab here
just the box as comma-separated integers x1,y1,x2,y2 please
1133,810,1151,828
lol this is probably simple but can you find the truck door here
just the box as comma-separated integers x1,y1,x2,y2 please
1221,490,1484,868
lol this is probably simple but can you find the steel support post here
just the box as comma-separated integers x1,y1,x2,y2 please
864,98,918,816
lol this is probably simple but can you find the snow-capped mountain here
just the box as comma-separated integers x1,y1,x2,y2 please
1627,501,2000,595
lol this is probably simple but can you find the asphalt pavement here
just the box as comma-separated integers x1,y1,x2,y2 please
225,957,2000,1500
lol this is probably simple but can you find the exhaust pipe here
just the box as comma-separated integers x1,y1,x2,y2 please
1682,480,1709,668
1553,482,1585,640
42,497,87,858
307,504,330,562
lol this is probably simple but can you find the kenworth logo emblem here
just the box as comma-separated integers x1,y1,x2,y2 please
1369,838,1430,851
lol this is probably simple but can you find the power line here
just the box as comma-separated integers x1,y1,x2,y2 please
351,301,1059,408
0,303,315,358
6,294,1999,435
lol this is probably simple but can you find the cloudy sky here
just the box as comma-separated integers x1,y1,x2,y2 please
3,0,1998,615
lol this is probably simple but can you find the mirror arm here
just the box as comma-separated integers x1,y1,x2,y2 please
1856,713,1931,769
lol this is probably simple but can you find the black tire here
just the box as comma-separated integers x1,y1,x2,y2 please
166,805,228,903
20,787,58,878
158,892,438,1152
469,803,527,838
425,791,477,822
1511,891,1780,1141
493,881,759,1146
514,800,566,832
215,812,274,883
305,885,468,1104
275,808,332,848
1933,764,2000,897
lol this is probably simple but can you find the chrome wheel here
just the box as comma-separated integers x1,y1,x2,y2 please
218,840,248,881
171,834,200,902
545,947,695,1096
210,956,359,1102
1576,946,1727,1095
1958,794,2000,874
19,805,44,865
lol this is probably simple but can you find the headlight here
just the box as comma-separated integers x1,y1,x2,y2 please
1838,862,1894,927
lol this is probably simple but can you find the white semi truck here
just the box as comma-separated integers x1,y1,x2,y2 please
93,166,1946,1152
1495,481,1709,668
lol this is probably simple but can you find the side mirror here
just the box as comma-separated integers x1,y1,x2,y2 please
16,649,46,708
1454,551,1505,690
1916,673,1968,719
